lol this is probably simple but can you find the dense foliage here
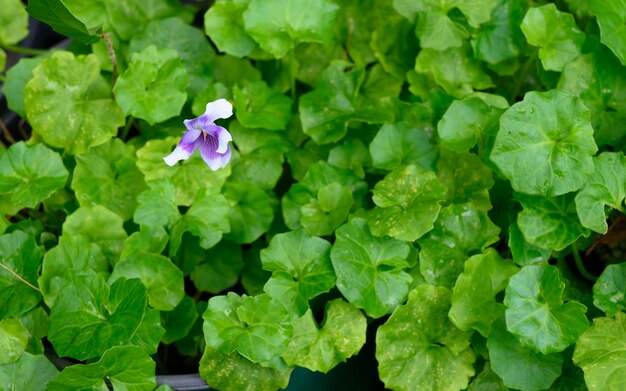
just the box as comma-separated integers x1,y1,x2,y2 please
1,0,626,390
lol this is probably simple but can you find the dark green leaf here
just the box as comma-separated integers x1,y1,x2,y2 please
190,240,244,294
376,285,475,391
223,182,273,244
204,0,260,58
24,52,124,154
261,230,335,315
0,142,69,209
593,263,626,317
26,0,102,44
504,264,589,354
331,218,412,318
72,138,146,220
233,81,292,130
161,295,198,344
0,353,58,390
369,122,437,171
110,251,184,311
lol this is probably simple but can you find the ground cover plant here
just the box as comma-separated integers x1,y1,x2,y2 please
0,0,626,390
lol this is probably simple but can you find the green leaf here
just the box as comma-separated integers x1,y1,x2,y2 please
26,0,101,44
369,122,437,171
3,57,44,118
0,0,28,45
48,346,156,391
449,249,518,337
368,165,447,242
300,182,353,237
504,264,589,354
24,51,124,154
161,295,198,344
376,285,475,391
0,231,42,318
299,62,393,144
129,308,165,355
328,138,368,178
242,0,339,58
521,4,585,71
113,45,188,125
471,0,523,66
204,0,260,58
48,277,146,360
0,319,28,364
331,218,412,318
415,45,493,97
418,202,500,287
133,180,179,228
436,148,495,210
120,225,168,260
573,312,626,391
136,137,231,206
371,13,419,80
0,142,69,210
233,81,293,130
413,1,469,51
199,347,291,391
223,182,273,244
593,263,626,317
110,251,184,311
102,0,182,41
190,240,244,294
0,353,58,390
39,235,108,308
575,152,626,234
261,230,335,315
516,193,590,251
72,138,146,220
283,299,366,373
202,292,292,367
487,319,563,391
169,188,231,255
588,0,626,65
467,363,507,391
129,18,215,96
508,221,552,266
63,205,128,263
490,90,597,196
437,96,507,153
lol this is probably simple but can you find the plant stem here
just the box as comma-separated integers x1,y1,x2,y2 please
121,116,134,140
0,263,41,292
289,50,296,102
1,44,46,56
572,243,597,282
510,51,536,102
100,33,118,85
0,117,16,144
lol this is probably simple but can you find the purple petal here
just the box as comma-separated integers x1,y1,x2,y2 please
198,134,232,171
204,99,233,122
179,128,202,151
164,145,194,166
183,116,213,133
205,125,232,154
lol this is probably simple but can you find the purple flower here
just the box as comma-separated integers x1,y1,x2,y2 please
164,99,233,170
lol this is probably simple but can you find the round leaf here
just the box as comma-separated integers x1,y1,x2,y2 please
0,142,69,209
369,122,437,171
223,182,274,244
504,264,589,354
0,319,28,364
593,263,626,317
490,90,597,196
24,51,124,154
330,218,412,318
113,45,189,125
376,285,475,391
72,138,146,220
368,165,447,242
573,312,626,391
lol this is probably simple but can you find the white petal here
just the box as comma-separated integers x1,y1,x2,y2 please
163,145,193,166
216,128,232,154
204,99,233,122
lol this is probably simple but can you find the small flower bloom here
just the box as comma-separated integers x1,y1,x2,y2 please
163,99,233,170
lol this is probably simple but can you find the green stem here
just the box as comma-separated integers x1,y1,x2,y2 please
510,51,536,102
0,263,41,291
289,50,297,102
572,243,597,282
121,116,135,140
1,44,46,56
